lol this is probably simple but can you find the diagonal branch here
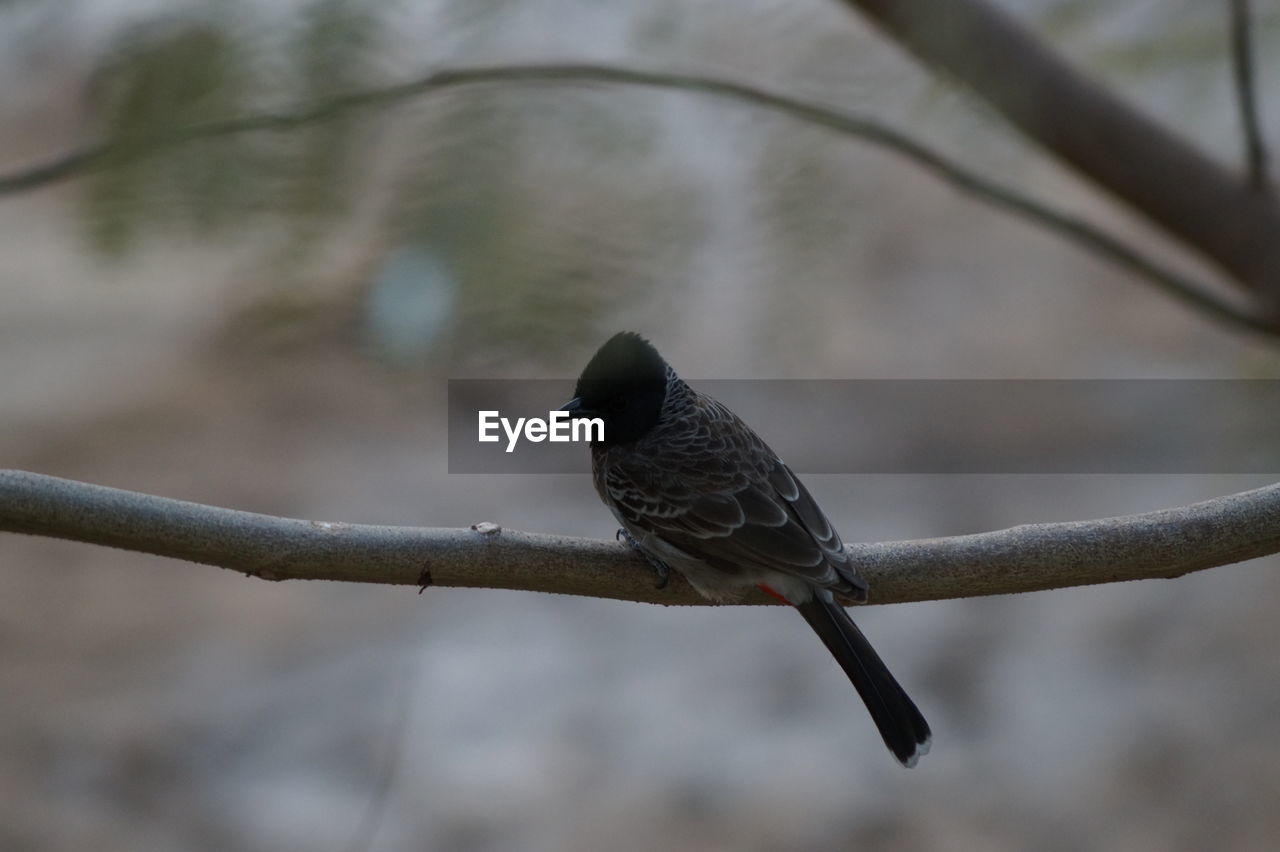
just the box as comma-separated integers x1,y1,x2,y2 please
1229,0,1271,190
0,64,1272,336
843,0,1280,311
2,469,1277,606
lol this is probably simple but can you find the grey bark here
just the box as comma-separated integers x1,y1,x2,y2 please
3,470,1277,606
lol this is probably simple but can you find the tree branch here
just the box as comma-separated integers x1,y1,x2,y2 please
0,64,1273,336
1229,0,1271,190
843,0,1280,312
2,470,1277,606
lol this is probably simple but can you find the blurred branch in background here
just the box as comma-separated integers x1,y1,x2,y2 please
0,62,1275,338
1228,0,1271,190
3,470,1278,606
843,0,1280,315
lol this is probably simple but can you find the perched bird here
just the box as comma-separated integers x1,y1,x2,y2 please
560,332,930,767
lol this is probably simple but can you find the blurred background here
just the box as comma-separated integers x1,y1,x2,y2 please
3,0,1280,849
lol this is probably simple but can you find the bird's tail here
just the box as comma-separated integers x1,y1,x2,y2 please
795,596,931,767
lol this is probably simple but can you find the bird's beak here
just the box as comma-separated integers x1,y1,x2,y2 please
559,397,591,417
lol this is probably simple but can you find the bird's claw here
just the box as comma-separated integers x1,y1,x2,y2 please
617,528,671,589
650,561,670,590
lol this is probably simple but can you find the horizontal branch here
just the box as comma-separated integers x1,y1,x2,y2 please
2,469,1277,606
0,64,1272,336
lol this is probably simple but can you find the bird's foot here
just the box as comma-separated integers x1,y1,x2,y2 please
616,528,670,589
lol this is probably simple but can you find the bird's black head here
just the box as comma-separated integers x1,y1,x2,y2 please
561,332,669,447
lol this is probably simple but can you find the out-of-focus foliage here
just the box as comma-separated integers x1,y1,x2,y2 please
277,0,378,237
386,86,704,364
79,0,685,360
84,0,381,257
68,0,1279,363
87,20,256,254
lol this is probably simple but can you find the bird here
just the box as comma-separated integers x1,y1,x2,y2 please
559,331,930,767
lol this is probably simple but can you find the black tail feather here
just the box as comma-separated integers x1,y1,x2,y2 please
795,597,931,767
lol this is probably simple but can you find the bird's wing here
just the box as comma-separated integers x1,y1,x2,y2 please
599,401,867,599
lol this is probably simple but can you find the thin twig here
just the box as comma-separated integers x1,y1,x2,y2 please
2,470,1279,606
0,64,1272,335
1229,0,1270,190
